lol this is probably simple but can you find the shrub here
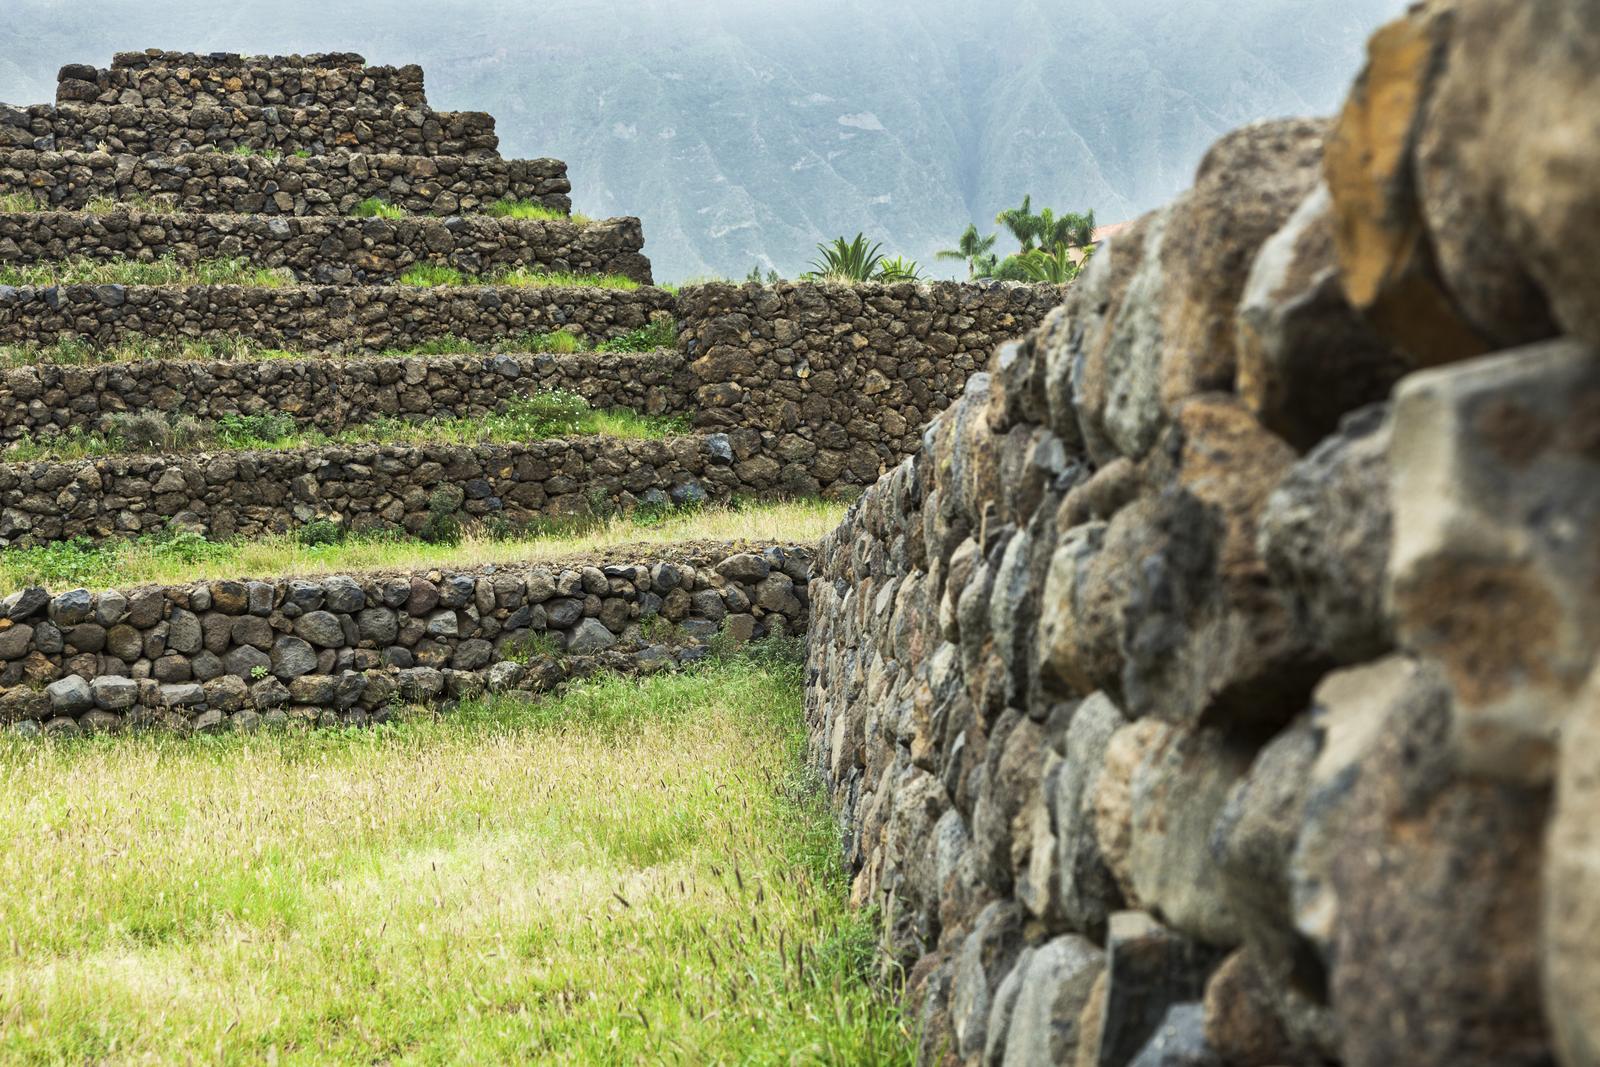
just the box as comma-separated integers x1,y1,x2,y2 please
296,517,346,547
353,197,405,219
598,314,678,352
398,264,466,287
807,233,885,282
214,412,298,449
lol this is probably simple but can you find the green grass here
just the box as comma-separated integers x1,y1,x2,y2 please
2,391,688,464
0,499,846,593
0,256,295,288
397,264,641,291
0,652,913,1064
0,191,43,212
484,199,590,224
0,324,677,369
352,197,407,219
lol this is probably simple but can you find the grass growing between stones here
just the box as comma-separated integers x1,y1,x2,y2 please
0,255,296,288
0,323,681,368
1,391,689,463
485,199,590,224
0,499,848,593
397,264,642,290
0,652,913,1063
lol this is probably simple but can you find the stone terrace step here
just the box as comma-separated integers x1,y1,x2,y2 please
0,211,652,285
0,148,570,217
109,51,370,71
0,283,673,351
0,541,814,733
58,61,428,111
0,104,499,158
0,433,764,548
0,349,690,444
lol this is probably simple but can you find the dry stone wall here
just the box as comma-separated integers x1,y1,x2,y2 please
0,149,571,217
57,56,428,110
0,104,499,157
0,541,812,735
0,211,652,285
0,350,690,444
0,283,674,351
806,1,1600,1063
0,434,768,547
678,281,1062,496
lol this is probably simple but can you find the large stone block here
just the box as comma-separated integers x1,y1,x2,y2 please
1545,665,1600,1067
1323,2,1492,365
1236,185,1409,449
1388,339,1600,783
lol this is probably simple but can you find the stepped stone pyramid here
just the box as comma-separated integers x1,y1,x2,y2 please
0,49,1057,733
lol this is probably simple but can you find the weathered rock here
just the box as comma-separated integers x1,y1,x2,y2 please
89,674,137,711
270,636,317,680
1201,950,1298,1067
1128,724,1249,947
1259,403,1394,665
46,674,92,714
1388,339,1600,783
1236,185,1409,449
1546,665,1600,1067
293,610,346,648
1158,118,1328,409
997,935,1105,1067
564,618,617,655
1042,692,1126,935
1127,1003,1220,1067
1094,912,1226,1067
1323,2,1492,365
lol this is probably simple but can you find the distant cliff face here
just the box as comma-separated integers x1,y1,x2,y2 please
0,0,1405,280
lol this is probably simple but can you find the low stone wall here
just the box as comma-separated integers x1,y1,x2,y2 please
58,59,427,110
677,281,1061,496
109,51,368,71
0,541,813,734
0,104,499,158
0,148,571,217
805,0,1600,1058
0,350,690,444
0,433,773,547
0,211,652,285
0,283,674,351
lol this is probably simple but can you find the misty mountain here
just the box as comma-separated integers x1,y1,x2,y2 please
0,0,1405,281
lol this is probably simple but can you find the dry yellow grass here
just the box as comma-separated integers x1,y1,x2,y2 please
0,654,911,1063
0,499,849,594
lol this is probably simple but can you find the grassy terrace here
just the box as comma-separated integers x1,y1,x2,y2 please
2,391,688,463
0,257,641,291
0,500,847,593
0,320,679,367
0,650,912,1062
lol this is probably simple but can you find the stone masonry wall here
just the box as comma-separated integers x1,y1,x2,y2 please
57,59,428,110
0,350,690,444
677,281,1062,497
0,211,652,285
0,283,674,351
0,541,812,735
0,433,768,547
0,149,571,217
0,104,499,157
806,2,1600,1064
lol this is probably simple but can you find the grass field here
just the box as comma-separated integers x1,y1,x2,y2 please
0,499,848,594
0,649,911,1064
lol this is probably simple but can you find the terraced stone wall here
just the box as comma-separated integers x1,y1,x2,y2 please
0,104,498,157
0,211,651,284
0,350,690,443
0,149,571,216
57,56,427,109
0,434,771,547
0,283,674,350
0,542,812,735
678,281,1063,495
805,1,1600,1063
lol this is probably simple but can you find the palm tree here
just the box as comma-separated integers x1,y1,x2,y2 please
935,224,999,279
995,195,1041,253
1036,208,1096,253
1019,242,1082,283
